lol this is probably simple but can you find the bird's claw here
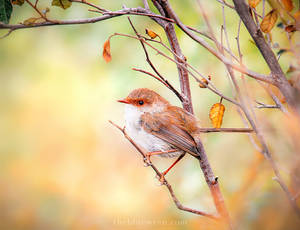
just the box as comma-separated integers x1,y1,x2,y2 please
143,157,152,167
155,174,166,185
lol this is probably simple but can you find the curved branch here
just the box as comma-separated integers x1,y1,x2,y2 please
0,7,173,31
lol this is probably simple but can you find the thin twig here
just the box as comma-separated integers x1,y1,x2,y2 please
127,17,184,102
198,128,253,133
215,0,235,9
0,29,14,39
255,101,281,109
143,0,150,10
132,68,182,99
70,0,107,12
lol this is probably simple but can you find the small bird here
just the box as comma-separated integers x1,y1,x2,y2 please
118,88,202,179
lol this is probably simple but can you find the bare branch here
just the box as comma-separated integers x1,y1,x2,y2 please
197,128,253,133
0,7,173,31
70,0,108,12
143,0,150,10
215,0,235,9
0,29,14,39
255,101,281,109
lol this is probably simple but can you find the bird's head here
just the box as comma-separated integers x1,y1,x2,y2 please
118,88,169,113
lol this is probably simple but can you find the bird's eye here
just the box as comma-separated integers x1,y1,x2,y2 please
138,100,144,105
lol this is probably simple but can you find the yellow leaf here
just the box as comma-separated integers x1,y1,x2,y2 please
102,39,111,63
199,75,211,88
23,17,40,26
51,0,72,9
280,0,293,12
145,29,158,39
260,10,278,33
248,0,261,8
11,0,24,6
209,102,225,128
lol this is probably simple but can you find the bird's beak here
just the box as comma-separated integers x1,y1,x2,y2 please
117,98,130,104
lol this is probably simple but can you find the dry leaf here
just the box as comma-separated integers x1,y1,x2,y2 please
281,0,293,12
199,75,211,88
285,25,296,33
248,0,261,8
102,39,111,63
209,102,225,128
145,29,158,39
51,0,72,9
23,17,40,26
260,10,278,33
11,0,24,6
287,65,296,73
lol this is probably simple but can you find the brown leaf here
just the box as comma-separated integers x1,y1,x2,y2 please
199,75,211,88
248,0,261,8
145,29,158,39
281,0,293,12
51,0,72,9
260,10,278,33
285,25,296,33
23,17,41,26
287,65,296,73
102,39,111,63
12,0,24,6
209,102,225,128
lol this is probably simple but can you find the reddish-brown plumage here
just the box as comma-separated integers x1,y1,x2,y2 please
118,88,201,158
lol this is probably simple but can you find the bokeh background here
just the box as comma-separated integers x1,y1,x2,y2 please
1,0,300,229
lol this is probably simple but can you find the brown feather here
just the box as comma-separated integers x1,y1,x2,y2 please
141,107,200,157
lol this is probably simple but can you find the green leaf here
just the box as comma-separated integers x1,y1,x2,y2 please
51,0,72,9
0,0,12,24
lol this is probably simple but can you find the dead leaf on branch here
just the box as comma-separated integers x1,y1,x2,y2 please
260,10,278,33
22,17,44,26
285,25,296,33
280,0,293,12
199,75,211,88
51,0,72,9
102,39,111,63
145,29,159,39
11,0,24,6
209,101,225,128
248,0,261,8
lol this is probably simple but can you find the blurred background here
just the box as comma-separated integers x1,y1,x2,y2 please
1,0,300,229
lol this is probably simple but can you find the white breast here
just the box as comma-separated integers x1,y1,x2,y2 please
124,104,182,158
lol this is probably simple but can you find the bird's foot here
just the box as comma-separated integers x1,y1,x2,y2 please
155,174,166,185
143,156,152,167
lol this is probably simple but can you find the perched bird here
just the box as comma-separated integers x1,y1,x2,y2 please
118,88,202,178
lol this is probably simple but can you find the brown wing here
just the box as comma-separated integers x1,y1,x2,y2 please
141,107,200,157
